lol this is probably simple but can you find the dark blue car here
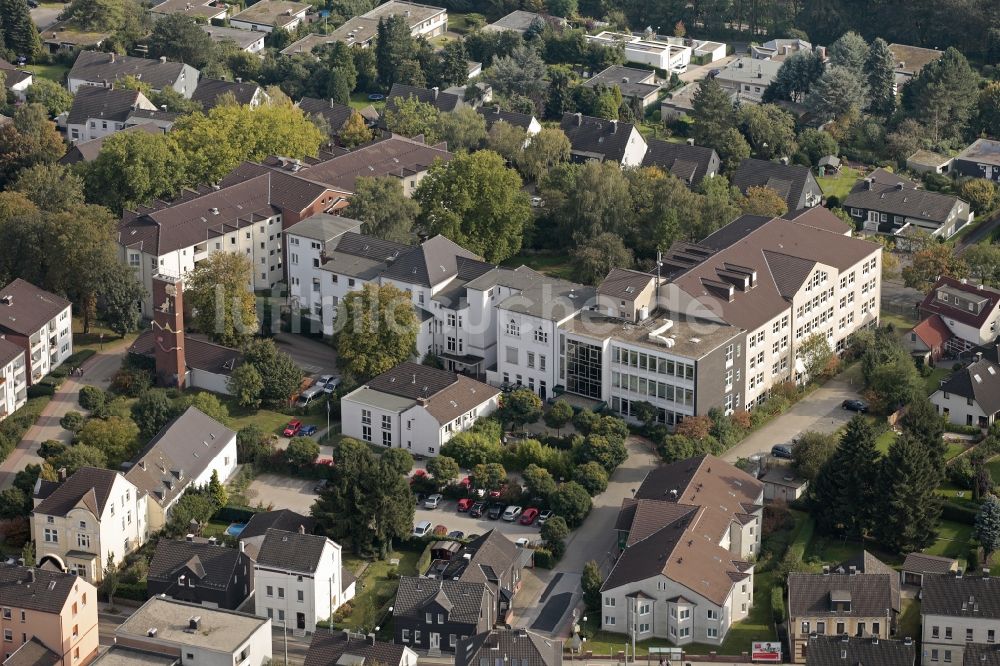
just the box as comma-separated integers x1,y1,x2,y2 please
299,424,319,436
771,444,793,459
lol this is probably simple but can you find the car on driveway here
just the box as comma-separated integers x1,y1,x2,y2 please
318,375,341,394
519,508,539,525
515,537,531,548
282,420,302,437
771,444,793,459
448,530,465,539
488,485,508,499
502,506,522,521
470,501,486,518
412,520,432,537
538,510,553,525
457,498,473,512
842,399,869,413
299,424,319,436
487,502,504,520
424,493,443,509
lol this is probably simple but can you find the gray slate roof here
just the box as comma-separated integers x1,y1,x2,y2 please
129,331,243,377
191,78,262,110
239,509,316,541
901,553,957,575
3,637,60,666
381,234,480,288
34,467,120,518
255,528,330,573
0,278,71,337
434,530,520,585
964,644,1000,666
476,105,537,132
0,564,80,614
787,571,895,618
922,573,1000,618
642,139,719,186
69,51,190,90
844,169,964,223
731,158,818,211
584,65,659,100
148,539,244,590
456,629,562,666
386,83,462,114
597,268,654,300
285,214,362,243
393,577,488,624
805,636,915,666
0,336,24,367
937,358,1000,415
305,630,409,666
559,112,639,164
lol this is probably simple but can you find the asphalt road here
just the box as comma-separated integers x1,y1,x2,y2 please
274,332,338,378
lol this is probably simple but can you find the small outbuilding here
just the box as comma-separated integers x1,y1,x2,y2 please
817,155,840,176
900,552,958,587
761,467,808,503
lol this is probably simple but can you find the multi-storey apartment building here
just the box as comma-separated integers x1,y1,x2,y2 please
921,572,1000,666
0,564,99,666
32,468,148,583
0,338,26,422
0,279,73,386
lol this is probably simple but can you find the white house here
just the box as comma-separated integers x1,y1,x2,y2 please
714,57,782,104
115,597,273,666
66,86,158,144
920,572,1000,666
33,467,149,582
930,355,1000,429
229,0,310,33
281,0,446,54
124,406,238,532
559,112,648,167
0,337,26,423
341,362,500,457
585,31,692,71
0,279,73,385
253,528,354,634
600,456,762,646
917,277,1000,355
67,51,199,97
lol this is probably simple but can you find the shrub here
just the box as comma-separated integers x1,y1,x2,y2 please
941,501,978,525
78,386,105,412
109,367,153,397
27,384,55,398
532,547,555,568
770,584,785,625
60,411,85,432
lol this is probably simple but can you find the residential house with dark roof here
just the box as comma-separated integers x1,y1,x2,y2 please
0,564,99,666
0,337,26,424
455,629,562,666
963,644,1000,666
280,0,446,54
731,158,822,211
787,555,899,663
238,509,316,556
844,168,972,239
229,0,310,33
392,577,492,653
559,112,647,167
900,553,958,587
917,277,1000,354
201,25,265,52
921,572,1000,666
476,105,541,136
642,138,720,188
930,355,1000,428
0,58,33,100
297,97,380,143
148,536,254,609
305,630,417,666
32,467,148,583
805,636,916,666
0,279,73,386
888,44,943,94
386,83,465,114
66,86,158,144
341,362,500,457
191,78,267,111
149,0,228,20
600,455,762,647
583,65,662,108
953,139,1000,183
125,406,237,532
67,51,199,97
253,529,353,634
60,122,162,165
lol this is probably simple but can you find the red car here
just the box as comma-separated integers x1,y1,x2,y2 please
519,508,539,525
488,484,508,499
459,476,472,488
282,420,302,437
457,498,473,512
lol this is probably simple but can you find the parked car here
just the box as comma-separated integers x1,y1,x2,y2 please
424,493,443,509
470,501,487,518
412,520,432,537
771,444,793,459
519,508,539,525
502,506,523,521
842,399,869,413
318,375,341,394
457,498,473,512
515,537,530,548
295,385,324,407
487,502,505,520
448,530,465,539
282,420,302,437
488,484,508,499
300,424,319,436
537,510,553,525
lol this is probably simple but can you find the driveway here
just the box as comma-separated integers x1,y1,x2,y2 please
246,473,318,513
273,332,337,377
30,5,62,30
679,54,735,83
722,373,865,463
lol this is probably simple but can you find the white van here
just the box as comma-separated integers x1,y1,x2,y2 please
412,520,432,537
296,385,324,407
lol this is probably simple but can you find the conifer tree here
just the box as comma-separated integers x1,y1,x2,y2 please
810,416,879,539
865,38,896,116
0,0,41,59
900,397,947,484
876,433,942,553
976,495,1000,563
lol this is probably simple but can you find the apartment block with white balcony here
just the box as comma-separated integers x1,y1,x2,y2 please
0,279,73,386
0,338,27,423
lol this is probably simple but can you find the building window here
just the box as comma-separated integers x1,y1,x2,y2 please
605,616,616,626
967,628,974,642
297,590,304,602
945,651,952,663
707,610,719,620
266,586,273,597
77,534,90,549
361,410,371,424
44,528,58,543
604,597,615,607
707,628,718,638
402,629,409,642
3,629,10,642
382,431,392,446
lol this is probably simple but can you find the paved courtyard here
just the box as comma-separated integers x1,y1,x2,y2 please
246,474,318,513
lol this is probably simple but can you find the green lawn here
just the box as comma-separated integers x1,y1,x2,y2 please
898,599,921,641
937,482,978,508
349,91,384,113
26,63,70,84
880,311,918,333
220,396,327,435
72,316,139,350
803,535,862,567
989,457,1000,484
923,367,951,395
875,429,897,455
502,252,576,281
944,441,969,462
817,166,862,200
687,572,778,655
335,550,421,632
925,520,973,558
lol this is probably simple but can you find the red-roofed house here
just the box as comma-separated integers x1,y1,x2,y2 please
918,277,1000,355
907,314,953,363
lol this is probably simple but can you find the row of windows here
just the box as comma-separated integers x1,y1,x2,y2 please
265,586,305,602
771,314,790,335
611,396,685,426
796,287,835,320
611,347,694,380
929,625,995,642
611,372,694,406
800,620,880,636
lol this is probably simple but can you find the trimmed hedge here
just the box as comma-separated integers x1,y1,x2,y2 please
945,423,983,436
770,584,785,625
941,501,978,525
533,547,555,569
111,580,149,602
214,506,264,524
27,383,56,398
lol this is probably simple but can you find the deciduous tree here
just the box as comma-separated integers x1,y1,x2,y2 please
148,14,215,68
12,164,84,212
426,455,459,485
572,232,633,285
573,461,609,495
523,464,558,499
382,95,441,143
740,186,788,216
50,444,107,475
517,127,571,182
500,388,543,429
345,176,419,244
228,363,264,409
186,252,258,347
286,436,320,467
100,261,145,336
241,338,303,408
83,131,187,213
550,482,591,527
437,106,488,152
902,244,968,288
792,431,838,480
963,243,1000,287
130,389,173,441
24,79,74,117
334,283,418,382
739,104,798,160
339,110,373,148
543,400,573,435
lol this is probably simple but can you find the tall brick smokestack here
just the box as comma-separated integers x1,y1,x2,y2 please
151,274,187,389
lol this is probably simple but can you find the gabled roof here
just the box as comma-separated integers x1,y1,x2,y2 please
150,0,228,19
239,509,316,541
0,337,23,367
964,644,1000,666
60,122,161,165
298,97,372,134
901,552,957,575
0,565,81,614
559,112,640,164
919,276,1000,331
0,58,32,89
0,279,71,337
129,330,243,377
393,577,488,624
922,573,1000,618
386,83,462,113
731,158,818,211
255,528,331,573
3,637,60,666
69,51,190,90
936,358,1000,417
476,105,537,132
642,139,718,186
839,550,900,612
148,539,245,590
362,361,499,424
456,629,562,666
433,530,520,585
596,268,655,300
33,467,120,518
805,636,915,666
305,631,410,666
844,168,965,224
787,569,895,618
285,214,362,243
124,406,236,508
191,78,262,110
911,315,952,349
381,234,481,288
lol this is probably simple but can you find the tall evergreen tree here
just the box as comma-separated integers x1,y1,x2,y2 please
976,495,1000,563
865,38,896,116
810,416,880,539
374,15,414,88
828,31,869,74
0,0,41,59
902,47,979,144
690,77,736,149
876,433,942,553
900,397,947,484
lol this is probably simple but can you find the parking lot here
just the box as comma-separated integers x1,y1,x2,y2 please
413,496,544,541
246,473,319,514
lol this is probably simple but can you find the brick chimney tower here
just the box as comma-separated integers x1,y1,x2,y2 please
151,274,187,389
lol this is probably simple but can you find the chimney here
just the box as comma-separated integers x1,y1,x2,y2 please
622,77,629,84
983,568,990,578
160,105,167,111
849,565,857,575
957,569,964,578
330,98,335,108
189,616,201,630
780,156,790,165
367,633,376,646
235,77,242,83
186,534,195,542
27,569,34,583
148,628,158,637
822,565,830,575
574,112,582,126
238,541,246,554
57,467,67,482
431,86,439,100
610,120,618,134
151,275,187,389
686,138,695,146
298,524,306,534
904,637,913,646
208,536,217,545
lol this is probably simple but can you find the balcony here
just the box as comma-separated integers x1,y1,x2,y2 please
29,333,42,348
